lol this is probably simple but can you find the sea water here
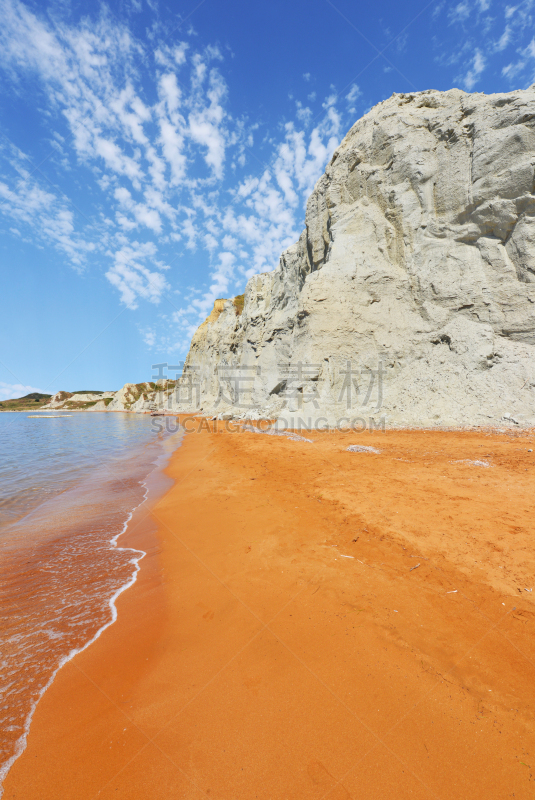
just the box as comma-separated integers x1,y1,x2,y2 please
0,411,181,792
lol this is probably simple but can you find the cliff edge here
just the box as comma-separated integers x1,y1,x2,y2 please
170,87,535,427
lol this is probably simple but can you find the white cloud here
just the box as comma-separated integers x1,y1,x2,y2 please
449,1,471,22
204,232,218,250
159,72,182,115
113,186,163,232
501,36,535,79
0,382,46,401
181,216,197,249
0,144,96,269
186,61,228,178
94,137,142,184
460,48,486,89
0,1,239,311
296,101,312,124
106,242,170,308
141,327,156,347
0,0,350,354
322,91,338,109
496,25,512,51
180,103,344,321
190,250,236,318
158,117,187,185
174,43,189,65
451,1,470,22
438,0,535,89
501,58,523,78
346,83,362,115
395,31,408,53
188,109,226,177
154,43,188,69
346,83,361,105
222,235,237,249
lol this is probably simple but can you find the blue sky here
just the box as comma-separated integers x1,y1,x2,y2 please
1,0,535,397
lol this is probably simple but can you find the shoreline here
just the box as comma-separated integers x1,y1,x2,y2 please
0,512,146,794
3,423,535,798
3,406,535,435
0,423,181,795
0,500,146,793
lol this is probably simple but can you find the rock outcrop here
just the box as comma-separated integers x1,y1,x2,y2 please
43,390,115,411
167,86,535,428
45,391,74,409
44,384,177,413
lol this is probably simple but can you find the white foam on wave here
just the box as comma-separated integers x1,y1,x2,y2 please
0,504,145,795
0,429,182,796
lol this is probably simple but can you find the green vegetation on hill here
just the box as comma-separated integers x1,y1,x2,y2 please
0,392,52,411
63,400,99,409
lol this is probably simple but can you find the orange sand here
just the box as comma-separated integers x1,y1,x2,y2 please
4,423,535,799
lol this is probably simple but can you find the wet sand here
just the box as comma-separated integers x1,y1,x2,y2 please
4,423,535,799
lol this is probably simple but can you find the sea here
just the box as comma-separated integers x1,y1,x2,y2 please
0,411,181,793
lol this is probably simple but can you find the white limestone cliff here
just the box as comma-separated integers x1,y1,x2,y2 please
43,390,115,411
44,391,74,409
167,86,535,428
44,383,176,413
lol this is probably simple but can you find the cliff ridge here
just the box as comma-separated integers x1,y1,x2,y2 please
168,86,535,428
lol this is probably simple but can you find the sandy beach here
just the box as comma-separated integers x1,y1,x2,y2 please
4,422,535,799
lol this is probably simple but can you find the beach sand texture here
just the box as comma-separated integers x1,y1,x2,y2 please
4,423,535,799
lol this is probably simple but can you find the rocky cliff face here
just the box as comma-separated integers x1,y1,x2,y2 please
43,386,173,413
44,390,115,410
168,87,535,428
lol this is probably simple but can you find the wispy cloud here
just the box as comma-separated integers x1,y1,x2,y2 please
0,381,45,400
460,48,486,89
440,0,535,89
502,35,535,79
105,241,170,309
346,83,362,114
0,1,236,308
0,141,96,268
449,1,471,23
0,0,362,353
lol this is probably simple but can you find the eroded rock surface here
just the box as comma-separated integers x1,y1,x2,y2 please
170,87,535,427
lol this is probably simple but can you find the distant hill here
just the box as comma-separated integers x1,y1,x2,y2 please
0,392,52,411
